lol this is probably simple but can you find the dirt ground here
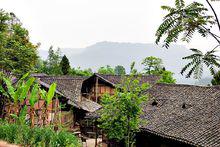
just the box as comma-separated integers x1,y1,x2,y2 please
0,141,19,147
83,138,102,147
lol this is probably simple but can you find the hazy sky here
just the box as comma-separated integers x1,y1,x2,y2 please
1,0,220,52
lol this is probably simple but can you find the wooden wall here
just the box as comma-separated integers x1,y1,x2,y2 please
83,81,115,103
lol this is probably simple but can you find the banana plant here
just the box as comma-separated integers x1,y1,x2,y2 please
39,83,57,126
29,83,40,128
2,74,35,119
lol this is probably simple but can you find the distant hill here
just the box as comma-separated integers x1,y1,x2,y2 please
38,41,212,85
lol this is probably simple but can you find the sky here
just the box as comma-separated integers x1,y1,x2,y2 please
1,0,220,52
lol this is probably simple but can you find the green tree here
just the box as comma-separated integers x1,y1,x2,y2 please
0,10,38,75
70,67,93,76
114,65,126,75
99,64,149,147
60,55,71,75
157,70,176,84
43,46,62,75
181,49,220,79
211,71,220,85
141,56,163,75
34,58,45,73
141,57,176,83
98,65,115,75
156,0,220,79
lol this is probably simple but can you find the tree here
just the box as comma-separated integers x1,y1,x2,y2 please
181,49,220,79
99,64,149,147
98,65,115,75
156,0,220,79
141,56,176,83
42,46,62,75
211,70,220,85
60,55,71,75
157,70,176,84
70,67,93,76
141,56,163,75
0,10,38,75
114,65,126,75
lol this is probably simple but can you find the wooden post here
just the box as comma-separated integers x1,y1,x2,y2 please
95,120,98,147
95,77,98,103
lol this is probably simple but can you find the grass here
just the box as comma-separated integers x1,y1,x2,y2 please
0,122,81,147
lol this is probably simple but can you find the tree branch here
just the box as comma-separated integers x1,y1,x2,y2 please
212,45,220,51
206,0,220,32
201,26,220,44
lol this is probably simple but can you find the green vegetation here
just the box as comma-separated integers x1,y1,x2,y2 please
0,72,80,146
142,56,163,75
98,65,115,75
0,10,38,75
36,47,93,76
60,55,71,75
99,64,149,147
157,70,176,84
37,46,62,75
115,65,126,75
70,67,93,76
211,71,220,85
156,0,220,79
98,65,127,75
35,46,175,83
141,56,176,83
0,122,80,147
0,73,57,126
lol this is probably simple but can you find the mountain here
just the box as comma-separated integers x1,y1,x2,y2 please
38,41,212,84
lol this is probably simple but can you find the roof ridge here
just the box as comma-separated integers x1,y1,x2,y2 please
95,73,159,77
38,76,86,80
155,83,218,88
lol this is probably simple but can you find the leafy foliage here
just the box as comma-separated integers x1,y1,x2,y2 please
1,72,58,127
0,10,38,75
60,55,71,75
181,49,220,78
141,56,176,83
156,0,220,79
29,84,39,107
114,65,126,75
3,74,34,105
157,70,176,84
211,70,220,85
0,122,80,147
98,65,115,75
156,0,215,48
70,67,93,76
45,83,57,106
99,66,149,146
141,56,163,75
38,46,62,75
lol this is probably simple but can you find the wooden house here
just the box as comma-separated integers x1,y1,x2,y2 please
83,74,220,147
81,73,160,103
32,75,101,129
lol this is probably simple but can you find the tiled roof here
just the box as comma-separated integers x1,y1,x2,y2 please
35,75,101,112
37,76,86,101
141,84,220,147
90,73,160,86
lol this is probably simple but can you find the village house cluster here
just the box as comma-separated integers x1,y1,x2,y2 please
30,73,220,147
